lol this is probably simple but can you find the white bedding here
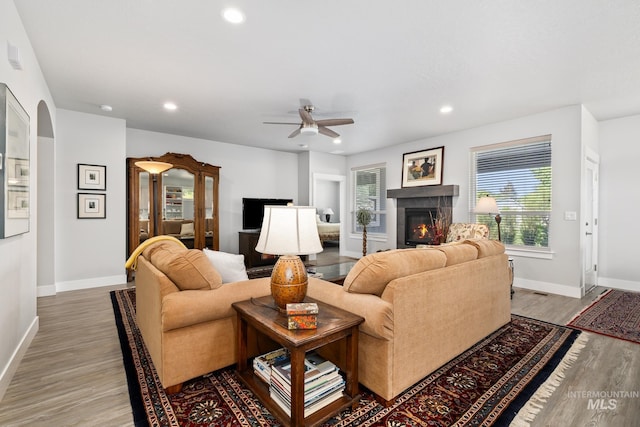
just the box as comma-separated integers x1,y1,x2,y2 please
317,222,340,234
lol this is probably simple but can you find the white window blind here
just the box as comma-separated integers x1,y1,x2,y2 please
352,164,386,234
470,135,552,248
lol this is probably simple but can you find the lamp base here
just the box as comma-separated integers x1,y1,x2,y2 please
325,214,331,222
270,255,308,311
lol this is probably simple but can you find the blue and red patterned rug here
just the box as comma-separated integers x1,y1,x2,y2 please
568,289,640,345
111,288,585,426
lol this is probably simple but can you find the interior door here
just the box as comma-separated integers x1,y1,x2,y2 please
583,153,599,295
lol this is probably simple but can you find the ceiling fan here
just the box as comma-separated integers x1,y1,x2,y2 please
264,105,354,139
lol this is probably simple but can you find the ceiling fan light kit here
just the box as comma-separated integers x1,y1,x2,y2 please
264,103,354,142
300,123,319,135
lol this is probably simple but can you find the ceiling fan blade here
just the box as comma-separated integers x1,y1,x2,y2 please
288,127,302,138
318,126,339,138
263,122,301,125
299,108,314,124
315,118,354,127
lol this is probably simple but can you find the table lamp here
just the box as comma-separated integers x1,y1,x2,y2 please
255,205,323,311
474,195,501,241
323,208,334,223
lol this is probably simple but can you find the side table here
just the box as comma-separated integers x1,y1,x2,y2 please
233,296,364,427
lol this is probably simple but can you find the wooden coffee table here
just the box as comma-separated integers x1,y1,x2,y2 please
233,296,364,427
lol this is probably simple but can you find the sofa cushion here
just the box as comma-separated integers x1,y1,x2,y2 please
144,241,222,291
203,248,249,283
343,248,447,296
435,243,479,266
463,238,505,258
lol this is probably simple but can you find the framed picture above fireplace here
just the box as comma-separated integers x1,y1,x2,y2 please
401,146,444,188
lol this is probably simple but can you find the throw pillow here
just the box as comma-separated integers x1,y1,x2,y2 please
203,248,249,283
146,242,222,291
180,222,194,236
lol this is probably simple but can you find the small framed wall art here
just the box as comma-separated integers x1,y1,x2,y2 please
401,146,444,187
78,163,107,191
78,193,106,219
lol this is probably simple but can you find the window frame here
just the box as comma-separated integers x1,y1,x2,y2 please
351,163,387,238
469,135,552,254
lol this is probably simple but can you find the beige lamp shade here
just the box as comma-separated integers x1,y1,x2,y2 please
135,160,173,174
474,196,500,214
256,206,323,255
323,208,334,215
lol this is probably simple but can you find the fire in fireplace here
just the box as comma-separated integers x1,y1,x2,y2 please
405,208,443,245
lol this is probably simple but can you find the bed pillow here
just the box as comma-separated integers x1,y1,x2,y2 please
180,222,194,235
203,248,249,283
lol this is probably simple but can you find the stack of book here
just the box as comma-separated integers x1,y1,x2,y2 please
253,348,289,384
268,351,345,417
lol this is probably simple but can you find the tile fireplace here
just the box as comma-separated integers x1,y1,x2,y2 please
387,185,459,249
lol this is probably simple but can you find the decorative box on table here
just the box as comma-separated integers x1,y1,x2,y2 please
286,302,318,330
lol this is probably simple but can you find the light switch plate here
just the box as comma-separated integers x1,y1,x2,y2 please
564,211,577,221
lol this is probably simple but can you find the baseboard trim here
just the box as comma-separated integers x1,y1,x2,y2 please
0,316,39,402
598,277,640,292
37,284,56,297
54,274,128,294
514,278,582,298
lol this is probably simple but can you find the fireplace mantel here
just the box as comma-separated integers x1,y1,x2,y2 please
387,184,459,199
387,185,459,248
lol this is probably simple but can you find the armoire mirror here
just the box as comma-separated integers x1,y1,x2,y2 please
127,152,220,258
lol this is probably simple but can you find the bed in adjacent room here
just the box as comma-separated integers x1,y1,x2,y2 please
316,216,340,244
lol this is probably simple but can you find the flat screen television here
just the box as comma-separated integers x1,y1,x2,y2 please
242,197,293,230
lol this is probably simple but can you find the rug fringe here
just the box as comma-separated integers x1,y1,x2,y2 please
510,333,589,427
567,289,611,324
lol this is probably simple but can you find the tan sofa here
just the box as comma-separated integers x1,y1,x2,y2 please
134,239,274,392
306,239,511,402
134,238,510,402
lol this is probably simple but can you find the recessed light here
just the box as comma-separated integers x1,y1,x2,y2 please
164,102,177,111
440,105,453,114
222,8,245,24
333,138,342,144
100,104,113,112
298,144,308,148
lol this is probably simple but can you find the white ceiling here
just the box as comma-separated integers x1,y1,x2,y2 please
14,0,640,155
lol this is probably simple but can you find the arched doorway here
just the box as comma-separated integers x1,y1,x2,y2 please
36,101,55,296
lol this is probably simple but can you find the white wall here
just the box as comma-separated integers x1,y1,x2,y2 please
126,128,299,253
0,0,56,400
345,106,585,297
53,110,127,292
315,180,340,222
598,114,640,291
308,151,347,223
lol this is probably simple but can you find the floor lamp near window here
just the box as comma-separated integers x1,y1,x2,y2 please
255,205,323,311
475,195,501,241
135,160,173,236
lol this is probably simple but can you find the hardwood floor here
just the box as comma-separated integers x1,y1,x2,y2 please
0,283,638,426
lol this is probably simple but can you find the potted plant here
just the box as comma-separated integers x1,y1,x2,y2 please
356,208,372,257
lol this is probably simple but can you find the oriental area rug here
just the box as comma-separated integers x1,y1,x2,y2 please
111,288,586,427
567,289,640,345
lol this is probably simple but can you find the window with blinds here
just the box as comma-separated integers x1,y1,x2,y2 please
470,135,552,248
352,164,387,234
